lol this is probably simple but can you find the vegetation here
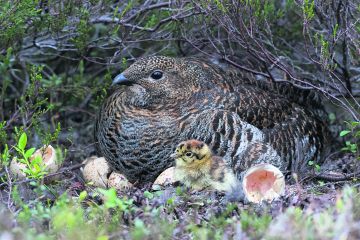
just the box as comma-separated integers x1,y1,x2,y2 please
0,181,356,239
340,121,360,159
0,0,359,239
1,184,360,239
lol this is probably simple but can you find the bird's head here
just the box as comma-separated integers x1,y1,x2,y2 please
171,139,212,167
112,56,218,107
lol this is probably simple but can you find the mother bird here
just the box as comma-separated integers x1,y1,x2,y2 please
95,56,328,183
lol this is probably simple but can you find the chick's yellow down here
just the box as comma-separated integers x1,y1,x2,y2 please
171,139,240,192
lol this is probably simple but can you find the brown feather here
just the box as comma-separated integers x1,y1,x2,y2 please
95,56,330,183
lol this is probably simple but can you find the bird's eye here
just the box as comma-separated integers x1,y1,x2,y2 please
150,70,163,80
185,152,193,157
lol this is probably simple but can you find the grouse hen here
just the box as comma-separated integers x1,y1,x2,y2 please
95,56,329,183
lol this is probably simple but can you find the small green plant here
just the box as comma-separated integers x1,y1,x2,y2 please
0,1,40,47
0,143,10,168
72,8,92,52
303,0,315,21
143,190,154,199
39,122,62,147
97,188,134,212
308,160,321,172
131,218,150,240
13,132,47,179
241,211,272,239
340,121,360,159
0,120,8,147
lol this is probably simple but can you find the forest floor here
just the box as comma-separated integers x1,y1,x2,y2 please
1,151,359,240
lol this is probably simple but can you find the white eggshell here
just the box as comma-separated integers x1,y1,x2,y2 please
10,145,59,179
242,163,285,203
9,158,27,179
32,145,59,174
152,167,176,186
107,172,132,190
82,156,110,188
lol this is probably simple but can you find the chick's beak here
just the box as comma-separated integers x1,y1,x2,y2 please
170,153,177,159
112,73,133,86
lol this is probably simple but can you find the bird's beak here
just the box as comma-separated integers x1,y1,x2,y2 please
170,153,177,159
112,73,133,86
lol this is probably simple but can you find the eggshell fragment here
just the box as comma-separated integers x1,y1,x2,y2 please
82,156,110,188
152,167,176,187
9,159,27,179
107,172,133,190
32,145,59,173
10,145,59,179
242,163,285,203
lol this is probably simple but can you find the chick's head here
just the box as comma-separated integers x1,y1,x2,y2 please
171,140,212,167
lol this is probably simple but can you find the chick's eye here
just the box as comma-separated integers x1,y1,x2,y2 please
185,152,193,157
150,70,163,80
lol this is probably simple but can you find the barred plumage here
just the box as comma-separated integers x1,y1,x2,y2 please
95,56,329,183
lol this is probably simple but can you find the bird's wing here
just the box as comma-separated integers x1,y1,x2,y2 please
187,57,324,112
179,110,283,176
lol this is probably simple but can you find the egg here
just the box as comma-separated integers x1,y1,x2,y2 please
81,156,110,188
107,172,133,190
152,167,176,188
10,145,60,179
242,163,285,203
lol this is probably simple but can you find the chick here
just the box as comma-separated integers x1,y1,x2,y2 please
171,139,240,192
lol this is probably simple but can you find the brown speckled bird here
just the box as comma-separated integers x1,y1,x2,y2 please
95,56,329,183
172,139,240,192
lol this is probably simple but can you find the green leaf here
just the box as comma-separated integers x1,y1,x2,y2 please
143,190,154,199
98,188,119,209
18,132,27,151
350,121,360,127
350,144,357,153
97,236,109,240
23,168,31,175
29,181,37,186
340,130,351,137
24,148,36,159
17,157,27,164
33,164,41,172
79,191,87,202
341,147,349,151
355,131,360,138
332,24,339,38
1,144,10,165
166,197,175,205
31,156,43,165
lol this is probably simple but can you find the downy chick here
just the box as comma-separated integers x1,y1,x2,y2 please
171,139,240,192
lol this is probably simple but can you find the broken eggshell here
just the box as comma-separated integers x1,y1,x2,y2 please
152,167,176,189
82,156,134,190
107,172,133,191
81,156,110,188
242,163,285,203
10,145,60,179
